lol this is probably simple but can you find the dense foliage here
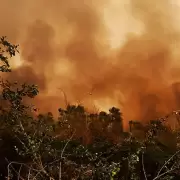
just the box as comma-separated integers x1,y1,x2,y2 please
0,37,180,179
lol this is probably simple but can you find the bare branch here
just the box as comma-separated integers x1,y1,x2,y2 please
142,153,148,180
156,149,180,177
59,130,75,180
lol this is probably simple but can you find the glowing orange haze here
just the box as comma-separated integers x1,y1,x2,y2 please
1,0,180,129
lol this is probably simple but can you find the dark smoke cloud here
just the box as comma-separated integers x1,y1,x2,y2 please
1,0,180,129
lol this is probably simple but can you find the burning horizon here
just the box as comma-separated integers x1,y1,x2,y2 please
1,0,180,128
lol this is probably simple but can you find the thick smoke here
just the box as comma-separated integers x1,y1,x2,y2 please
1,0,180,128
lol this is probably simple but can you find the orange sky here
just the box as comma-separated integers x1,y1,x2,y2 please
1,0,180,128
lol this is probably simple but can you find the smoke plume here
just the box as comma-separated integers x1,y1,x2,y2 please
1,0,180,128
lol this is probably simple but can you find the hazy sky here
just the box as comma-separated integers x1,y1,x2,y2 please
1,0,180,128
